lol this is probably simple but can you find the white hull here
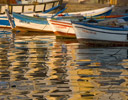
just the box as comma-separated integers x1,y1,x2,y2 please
14,18,53,32
23,13,54,18
47,5,113,38
24,5,114,17
73,23,128,43
47,19,75,37
66,5,114,17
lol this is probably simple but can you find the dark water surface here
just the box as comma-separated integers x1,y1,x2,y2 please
0,30,128,100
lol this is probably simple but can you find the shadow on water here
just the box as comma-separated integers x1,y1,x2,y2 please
0,30,128,99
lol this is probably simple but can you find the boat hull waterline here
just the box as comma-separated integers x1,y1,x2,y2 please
72,22,128,45
47,14,128,38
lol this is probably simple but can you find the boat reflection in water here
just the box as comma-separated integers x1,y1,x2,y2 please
0,31,128,100
71,45,128,100
0,30,14,99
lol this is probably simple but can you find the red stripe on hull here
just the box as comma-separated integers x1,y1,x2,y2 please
51,22,72,28
100,15,124,18
50,20,72,25
54,31,76,38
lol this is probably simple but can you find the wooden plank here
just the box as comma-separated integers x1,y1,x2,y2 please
35,4,44,12
24,5,34,13
12,6,22,13
45,3,53,11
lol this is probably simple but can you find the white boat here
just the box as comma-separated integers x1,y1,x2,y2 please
46,5,114,37
12,13,53,32
63,5,114,17
26,5,114,17
72,19,128,45
47,15,128,38
47,18,77,38
0,0,59,29
8,5,114,32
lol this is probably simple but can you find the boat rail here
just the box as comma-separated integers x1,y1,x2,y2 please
0,0,59,14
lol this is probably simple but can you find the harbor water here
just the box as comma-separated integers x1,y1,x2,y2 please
0,29,128,100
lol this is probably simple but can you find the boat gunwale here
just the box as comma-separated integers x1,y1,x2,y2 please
73,22,128,31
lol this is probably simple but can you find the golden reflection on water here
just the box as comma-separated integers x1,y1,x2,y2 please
0,31,128,100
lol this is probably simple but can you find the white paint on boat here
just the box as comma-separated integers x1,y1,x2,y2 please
72,22,128,42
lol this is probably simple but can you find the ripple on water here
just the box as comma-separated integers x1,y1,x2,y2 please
0,31,128,100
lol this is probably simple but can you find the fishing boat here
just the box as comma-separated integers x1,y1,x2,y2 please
7,5,114,32
56,5,114,17
26,5,114,17
72,18,128,45
12,13,53,32
6,3,67,32
0,0,60,29
47,15,128,38
47,18,76,38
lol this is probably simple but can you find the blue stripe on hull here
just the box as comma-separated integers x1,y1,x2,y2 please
74,22,128,31
94,9,112,17
120,16,128,21
13,13,48,25
0,19,10,26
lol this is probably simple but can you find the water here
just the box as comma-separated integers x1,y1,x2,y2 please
0,30,128,100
